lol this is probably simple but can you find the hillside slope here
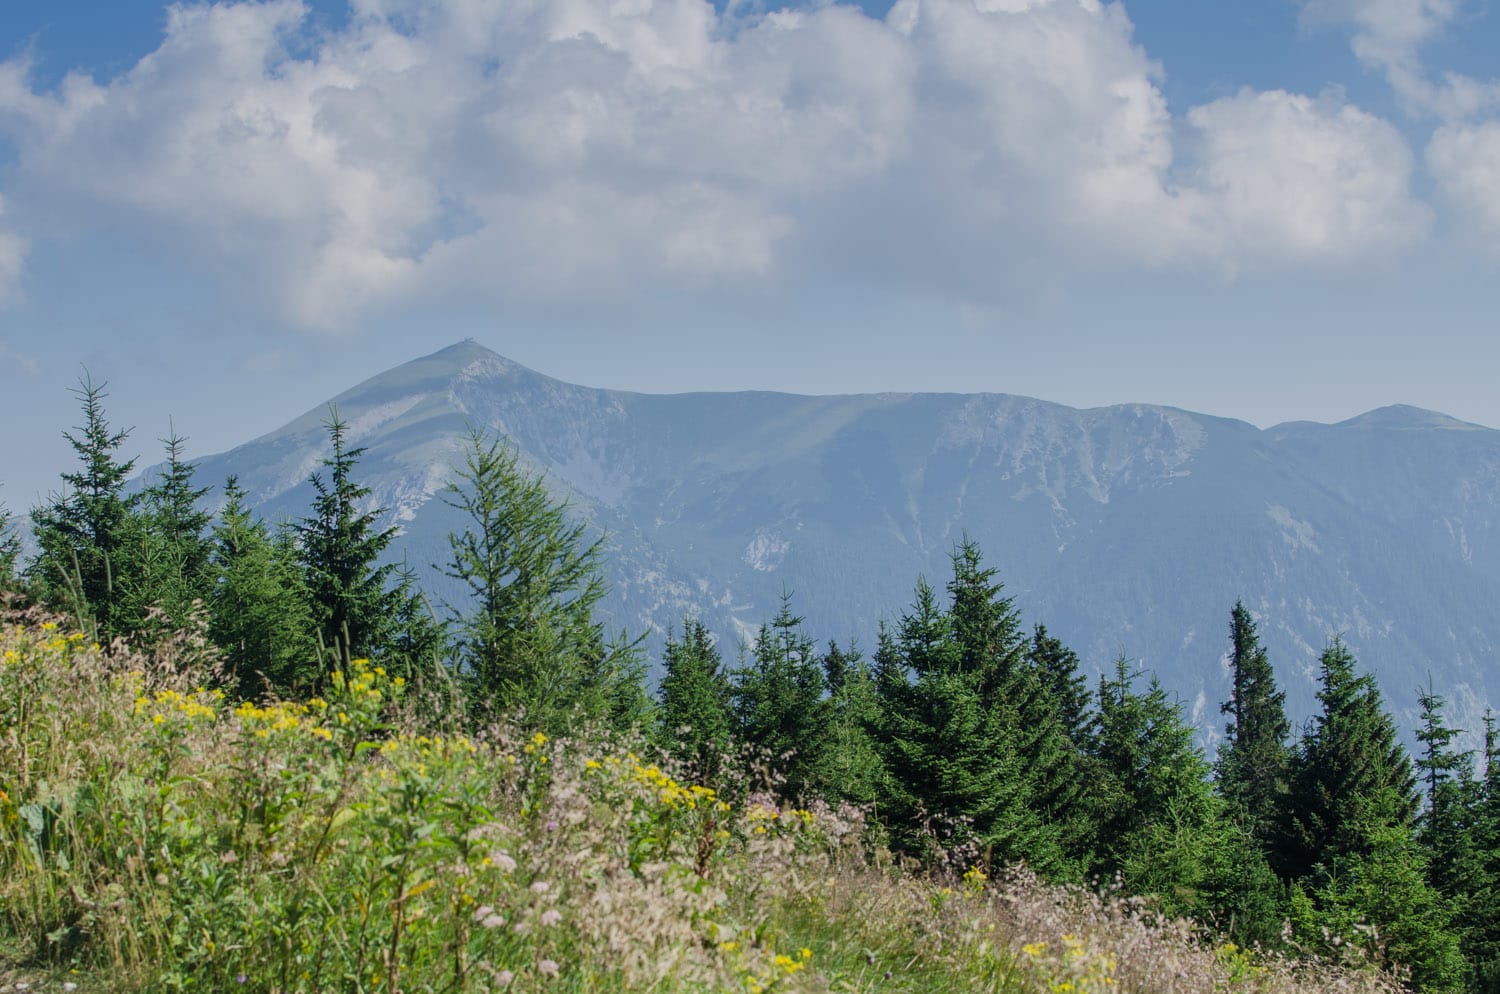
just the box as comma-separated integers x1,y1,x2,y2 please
184,340,1500,731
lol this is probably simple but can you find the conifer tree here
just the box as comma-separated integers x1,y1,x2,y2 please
657,619,734,780
876,567,1041,867
1415,683,1472,886
820,639,884,806
1300,825,1466,994
443,427,643,732
121,428,214,633
1215,602,1291,846
382,557,450,685
0,497,20,592
1029,624,1092,750
947,536,1025,693
297,408,398,670
208,479,317,696
732,593,830,801
29,373,142,638
1280,637,1420,880
1412,682,1488,988
1465,711,1500,991
1094,660,1216,882
946,542,1095,874
143,428,212,577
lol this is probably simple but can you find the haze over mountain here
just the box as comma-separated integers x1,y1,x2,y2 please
183,340,1500,736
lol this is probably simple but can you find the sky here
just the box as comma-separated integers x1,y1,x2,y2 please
1,0,1499,510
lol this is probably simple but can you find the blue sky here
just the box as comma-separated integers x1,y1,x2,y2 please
1,0,1499,511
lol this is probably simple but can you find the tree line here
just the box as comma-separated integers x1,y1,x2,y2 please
3,375,1500,992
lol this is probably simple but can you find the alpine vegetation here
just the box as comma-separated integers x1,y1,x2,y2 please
1,372,1496,992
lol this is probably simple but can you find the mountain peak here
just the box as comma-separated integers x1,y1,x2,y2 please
431,338,501,362
1336,405,1484,431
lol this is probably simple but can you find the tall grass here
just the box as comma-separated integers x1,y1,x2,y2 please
0,610,1402,993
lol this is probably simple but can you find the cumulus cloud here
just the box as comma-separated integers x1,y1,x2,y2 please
1428,121,1500,241
0,0,1433,327
1301,0,1500,119
1185,90,1431,266
1299,1,1500,248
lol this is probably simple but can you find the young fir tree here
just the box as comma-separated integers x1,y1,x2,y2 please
442,427,644,732
946,539,1075,872
1297,824,1466,994
1466,711,1500,991
382,556,450,686
121,428,215,635
1410,683,1494,993
1029,624,1092,750
0,497,20,592
819,639,884,807
1414,682,1477,902
1094,660,1216,884
29,373,142,639
656,619,734,781
208,479,317,697
947,537,1026,693
1215,602,1292,847
732,593,830,801
1278,641,1461,991
296,409,399,672
1280,637,1421,880
875,562,1042,868
144,428,212,579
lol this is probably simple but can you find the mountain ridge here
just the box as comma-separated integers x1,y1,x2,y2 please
177,340,1500,739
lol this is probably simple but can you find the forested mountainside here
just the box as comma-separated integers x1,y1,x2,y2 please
186,340,1500,731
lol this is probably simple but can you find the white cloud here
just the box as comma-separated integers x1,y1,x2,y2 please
1428,121,1500,240
1301,0,1500,119
0,0,1434,327
1299,1,1500,250
1185,90,1432,267
0,195,27,304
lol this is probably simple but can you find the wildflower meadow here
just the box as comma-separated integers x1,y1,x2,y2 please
0,611,1402,994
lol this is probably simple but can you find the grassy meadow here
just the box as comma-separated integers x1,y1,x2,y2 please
0,609,1401,994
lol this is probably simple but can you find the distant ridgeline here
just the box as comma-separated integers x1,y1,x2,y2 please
149,340,1500,739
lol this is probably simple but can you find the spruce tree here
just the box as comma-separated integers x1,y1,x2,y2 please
296,408,398,670
947,536,1025,693
820,639,884,806
122,428,214,634
1029,624,1092,750
1095,660,1215,878
947,541,1094,874
1302,825,1466,994
1275,639,1464,990
656,619,734,781
1412,683,1488,986
0,496,20,592
876,565,1041,867
1280,637,1420,880
443,427,642,732
382,557,450,685
29,372,141,638
208,479,317,697
1088,656,1284,940
1215,602,1291,847
1415,682,1471,885
1467,711,1500,991
731,593,830,801
143,428,212,579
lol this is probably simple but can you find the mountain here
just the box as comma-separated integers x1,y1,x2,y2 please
184,340,1500,736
